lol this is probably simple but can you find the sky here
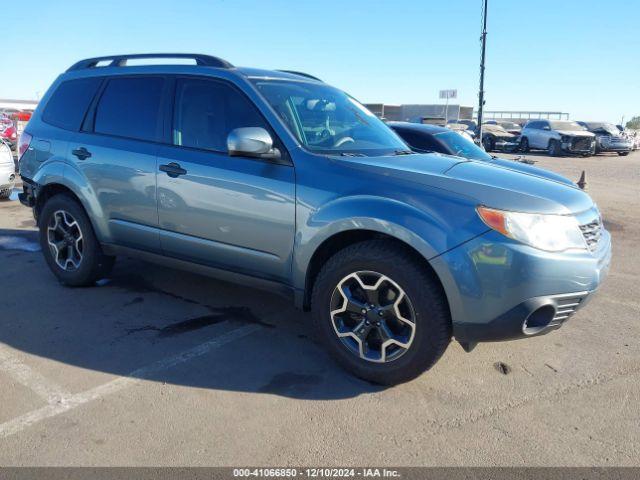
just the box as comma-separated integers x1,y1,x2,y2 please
2,0,638,124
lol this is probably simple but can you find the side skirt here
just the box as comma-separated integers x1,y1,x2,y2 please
101,243,296,304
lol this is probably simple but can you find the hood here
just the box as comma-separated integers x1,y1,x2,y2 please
556,130,595,137
484,157,575,187
339,152,593,215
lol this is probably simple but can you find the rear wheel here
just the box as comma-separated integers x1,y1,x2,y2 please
618,152,629,156
39,194,115,286
311,240,451,385
520,137,529,152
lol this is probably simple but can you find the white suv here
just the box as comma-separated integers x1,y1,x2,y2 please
520,120,596,157
0,140,16,199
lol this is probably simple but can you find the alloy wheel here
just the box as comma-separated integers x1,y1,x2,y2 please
47,210,84,271
329,271,416,363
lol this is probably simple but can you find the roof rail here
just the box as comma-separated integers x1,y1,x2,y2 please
66,53,234,72
276,70,323,82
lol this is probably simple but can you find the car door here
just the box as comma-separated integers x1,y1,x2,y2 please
72,75,166,252
536,120,553,149
525,121,540,148
155,76,296,282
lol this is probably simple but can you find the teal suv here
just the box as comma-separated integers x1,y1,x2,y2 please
18,54,611,384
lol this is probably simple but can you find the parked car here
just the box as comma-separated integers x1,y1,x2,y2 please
18,53,611,385
388,122,574,186
480,123,520,152
0,123,17,150
447,119,477,132
446,122,475,141
484,120,521,136
576,122,632,156
520,120,596,156
0,140,16,199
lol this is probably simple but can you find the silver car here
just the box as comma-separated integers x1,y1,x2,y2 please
520,120,596,156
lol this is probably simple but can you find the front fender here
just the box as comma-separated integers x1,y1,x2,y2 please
292,195,486,290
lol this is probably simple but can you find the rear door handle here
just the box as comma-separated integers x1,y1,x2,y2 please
72,147,92,160
159,162,187,178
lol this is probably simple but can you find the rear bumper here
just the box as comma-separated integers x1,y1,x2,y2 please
18,177,37,207
430,228,612,343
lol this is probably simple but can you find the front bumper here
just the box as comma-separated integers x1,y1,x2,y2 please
494,139,520,151
430,227,612,343
561,137,596,154
597,142,632,153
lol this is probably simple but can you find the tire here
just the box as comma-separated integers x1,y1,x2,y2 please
311,239,451,385
618,152,629,156
520,137,529,152
0,188,11,200
38,193,115,286
548,139,561,157
482,135,495,152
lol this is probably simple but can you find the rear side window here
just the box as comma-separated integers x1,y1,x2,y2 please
173,78,268,152
94,77,164,142
42,77,102,131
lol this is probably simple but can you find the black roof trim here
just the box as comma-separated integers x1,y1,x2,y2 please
66,53,234,72
276,70,323,82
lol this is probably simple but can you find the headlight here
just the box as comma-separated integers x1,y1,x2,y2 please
561,135,570,143
477,206,587,252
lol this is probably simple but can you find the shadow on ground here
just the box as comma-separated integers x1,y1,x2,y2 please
0,227,384,401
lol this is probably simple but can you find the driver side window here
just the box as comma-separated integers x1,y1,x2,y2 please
173,78,269,153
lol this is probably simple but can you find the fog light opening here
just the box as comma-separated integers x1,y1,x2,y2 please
523,305,556,335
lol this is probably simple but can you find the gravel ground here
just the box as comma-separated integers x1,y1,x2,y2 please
0,150,638,466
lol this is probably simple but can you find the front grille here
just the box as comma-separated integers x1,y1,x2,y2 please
571,137,593,151
548,292,588,327
579,218,602,252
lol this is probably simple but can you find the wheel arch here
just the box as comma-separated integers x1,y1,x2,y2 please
300,228,450,318
34,172,108,242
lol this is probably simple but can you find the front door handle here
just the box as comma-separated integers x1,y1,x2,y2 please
72,147,92,160
159,162,187,178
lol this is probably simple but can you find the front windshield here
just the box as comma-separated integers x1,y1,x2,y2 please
435,131,492,161
251,79,408,155
549,121,587,131
500,122,520,129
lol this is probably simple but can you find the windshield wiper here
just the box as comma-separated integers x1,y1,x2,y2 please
340,152,366,157
393,149,414,156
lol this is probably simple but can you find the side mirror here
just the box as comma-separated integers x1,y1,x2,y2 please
227,127,281,161
543,126,551,130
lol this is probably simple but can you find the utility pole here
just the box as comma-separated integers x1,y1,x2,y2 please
477,0,488,142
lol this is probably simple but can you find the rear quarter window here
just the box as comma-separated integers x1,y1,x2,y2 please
94,76,164,142
42,77,102,131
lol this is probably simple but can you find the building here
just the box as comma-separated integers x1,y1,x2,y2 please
0,98,38,112
364,103,474,123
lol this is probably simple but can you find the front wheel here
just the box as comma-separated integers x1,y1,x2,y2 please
39,194,115,286
618,152,629,156
520,137,529,152
311,240,451,385
482,136,495,152
548,139,562,157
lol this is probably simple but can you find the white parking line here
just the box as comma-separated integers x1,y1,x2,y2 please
0,323,262,439
0,346,70,404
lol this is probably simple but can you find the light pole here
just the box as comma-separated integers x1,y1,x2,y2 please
477,0,488,142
